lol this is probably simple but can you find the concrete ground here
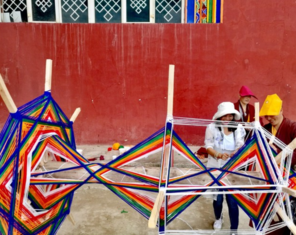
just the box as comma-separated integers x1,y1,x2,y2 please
57,145,255,235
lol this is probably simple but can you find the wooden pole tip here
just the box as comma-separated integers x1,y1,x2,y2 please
0,73,18,113
70,108,81,122
45,60,53,92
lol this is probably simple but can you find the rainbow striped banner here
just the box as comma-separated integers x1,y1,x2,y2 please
187,0,223,23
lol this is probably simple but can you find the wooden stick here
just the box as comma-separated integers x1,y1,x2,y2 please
254,102,260,172
26,0,33,22
88,0,95,23
269,135,275,145
45,59,52,92
282,187,296,197
67,213,76,225
55,0,62,23
161,144,170,183
0,73,17,113
254,102,259,122
70,108,81,122
148,190,164,228
275,138,296,164
167,65,174,118
274,202,296,235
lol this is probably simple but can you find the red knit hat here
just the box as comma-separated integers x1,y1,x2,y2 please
239,85,257,99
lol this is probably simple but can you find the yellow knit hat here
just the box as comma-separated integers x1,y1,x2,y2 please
259,94,282,116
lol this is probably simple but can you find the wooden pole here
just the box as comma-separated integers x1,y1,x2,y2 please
167,65,174,119
26,0,33,22
254,102,260,172
67,213,76,225
282,187,296,197
70,108,81,122
254,102,259,123
45,59,52,92
0,73,17,113
269,135,275,145
275,138,296,164
167,65,175,166
148,190,164,228
274,203,296,235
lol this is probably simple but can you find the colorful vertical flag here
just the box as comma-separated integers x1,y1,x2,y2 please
186,0,223,23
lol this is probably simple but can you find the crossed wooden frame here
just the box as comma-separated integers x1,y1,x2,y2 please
148,64,296,235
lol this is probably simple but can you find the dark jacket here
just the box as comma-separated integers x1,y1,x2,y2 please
234,100,255,123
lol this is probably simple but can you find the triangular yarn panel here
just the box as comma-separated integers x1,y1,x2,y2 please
168,130,212,188
95,128,166,188
232,191,279,230
20,121,70,147
29,135,88,167
28,183,80,209
0,120,21,169
40,100,62,124
106,185,157,220
171,130,207,171
16,196,71,235
93,128,173,223
221,133,279,186
54,102,70,126
99,165,159,188
18,94,48,121
165,192,204,224
65,127,75,147
218,131,282,231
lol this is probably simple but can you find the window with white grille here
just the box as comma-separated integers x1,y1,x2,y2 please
0,0,223,23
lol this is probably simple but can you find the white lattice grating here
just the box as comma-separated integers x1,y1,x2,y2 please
156,0,181,22
35,0,53,13
62,0,88,21
3,0,26,18
130,0,146,14
95,0,120,21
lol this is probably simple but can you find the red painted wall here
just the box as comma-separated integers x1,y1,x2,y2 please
1,0,296,145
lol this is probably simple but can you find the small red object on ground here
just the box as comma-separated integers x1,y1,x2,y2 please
107,147,112,151
99,155,105,160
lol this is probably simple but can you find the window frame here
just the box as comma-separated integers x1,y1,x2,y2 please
0,0,189,23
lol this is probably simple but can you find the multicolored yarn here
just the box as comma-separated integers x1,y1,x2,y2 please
187,0,223,23
0,91,88,235
154,121,290,233
220,131,281,231
1,90,295,235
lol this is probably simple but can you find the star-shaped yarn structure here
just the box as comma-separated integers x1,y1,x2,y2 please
143,120,295,234
0,92,295,235
0,91,89,235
